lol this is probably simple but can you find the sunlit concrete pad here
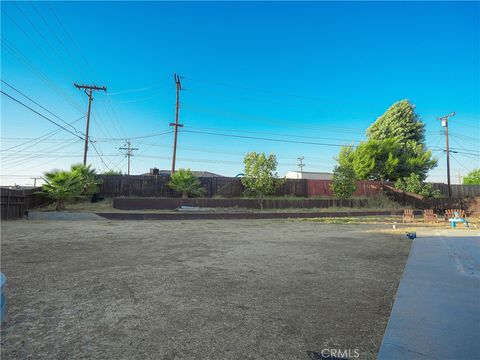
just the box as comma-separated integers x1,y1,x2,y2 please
378,233,480,359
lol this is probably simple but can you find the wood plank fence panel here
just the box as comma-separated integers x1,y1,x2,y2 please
1,187,51,219
431,183,480,198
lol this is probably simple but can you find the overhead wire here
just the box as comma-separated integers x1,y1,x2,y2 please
1,37,84,112
1,116,84,153
181,129,347,148
1,80,85,136
1,90,84,139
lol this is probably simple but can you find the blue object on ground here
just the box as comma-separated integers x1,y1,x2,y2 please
378,235,480,359
405,232,416,239
450,218,469,228
0,272,6,323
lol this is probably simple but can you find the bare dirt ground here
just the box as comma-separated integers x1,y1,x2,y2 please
1,220,411,359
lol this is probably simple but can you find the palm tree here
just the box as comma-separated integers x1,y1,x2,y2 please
41,170,83,211
168,169,206,198
70,164,102,197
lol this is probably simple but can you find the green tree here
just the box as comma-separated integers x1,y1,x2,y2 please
168,168,206,198
395,173,442,198
463,169,480,185
330,165,357,199
367,99,426,144
335,100,437,181
71,164,102,197
102,169,123,175
41,170,83,211
241,152,280,208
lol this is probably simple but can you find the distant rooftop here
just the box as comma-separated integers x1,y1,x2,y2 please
285,171,333,180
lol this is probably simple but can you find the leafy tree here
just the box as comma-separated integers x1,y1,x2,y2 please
367,99,426,144
242,152,281,208
102,169,123,175
395,173,442,198
463,169,480,185
335,100,437,181
71,164,102,197
330,165,357,199
41,170,83,211
168,168,206,198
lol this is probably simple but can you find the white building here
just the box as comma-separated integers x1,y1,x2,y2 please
285,171,333,180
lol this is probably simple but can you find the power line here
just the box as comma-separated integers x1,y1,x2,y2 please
89,141,112,172
106,84,159,96
180,129,346,148
0,37,84,112
1,116,84,153
450,153,473,173
1,90,84,139
183,125,359,144
183,103,367,135
1,140,81,171
46,4,129,142
1,80,85,136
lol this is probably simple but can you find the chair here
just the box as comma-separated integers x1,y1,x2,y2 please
445,209,469,228
403,209,415,223
423,209,438,223
444,209,465,221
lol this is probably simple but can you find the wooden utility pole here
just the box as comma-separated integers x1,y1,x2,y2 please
438,112,456,198
169,73,183,174
74,83,107,165
119,140,138,176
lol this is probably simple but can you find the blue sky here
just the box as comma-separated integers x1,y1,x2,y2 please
1,1,479,185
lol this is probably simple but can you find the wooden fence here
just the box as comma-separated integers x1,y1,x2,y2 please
97,175,386,198
0,187,51,220
382,185,480,215
306,180,388,197
430,183,480,198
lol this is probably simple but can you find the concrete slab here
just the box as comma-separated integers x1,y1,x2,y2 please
378,233,480,359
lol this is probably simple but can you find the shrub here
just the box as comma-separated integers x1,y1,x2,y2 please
71,164,102,197
41,170,83,211
463,169,480,185
395,173,442,198
242,152,280,197
168,169,206,198
330,165,357,199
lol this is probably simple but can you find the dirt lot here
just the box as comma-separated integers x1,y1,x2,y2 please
1,220,410,359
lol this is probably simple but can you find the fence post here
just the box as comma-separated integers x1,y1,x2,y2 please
6,191,11,220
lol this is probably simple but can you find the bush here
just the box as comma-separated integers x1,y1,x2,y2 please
41,165,102,211
330,165,357,199
463,169,480,185
71,164,102,197
168,169,206,198
41,170,83,211
242,152,282,196
395,173,442,198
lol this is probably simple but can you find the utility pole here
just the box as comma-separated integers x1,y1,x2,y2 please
74,83,107,165
297,156,305,174
438,112,456,198
31,176,41,187
119,140,139,176
169,73,183,174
